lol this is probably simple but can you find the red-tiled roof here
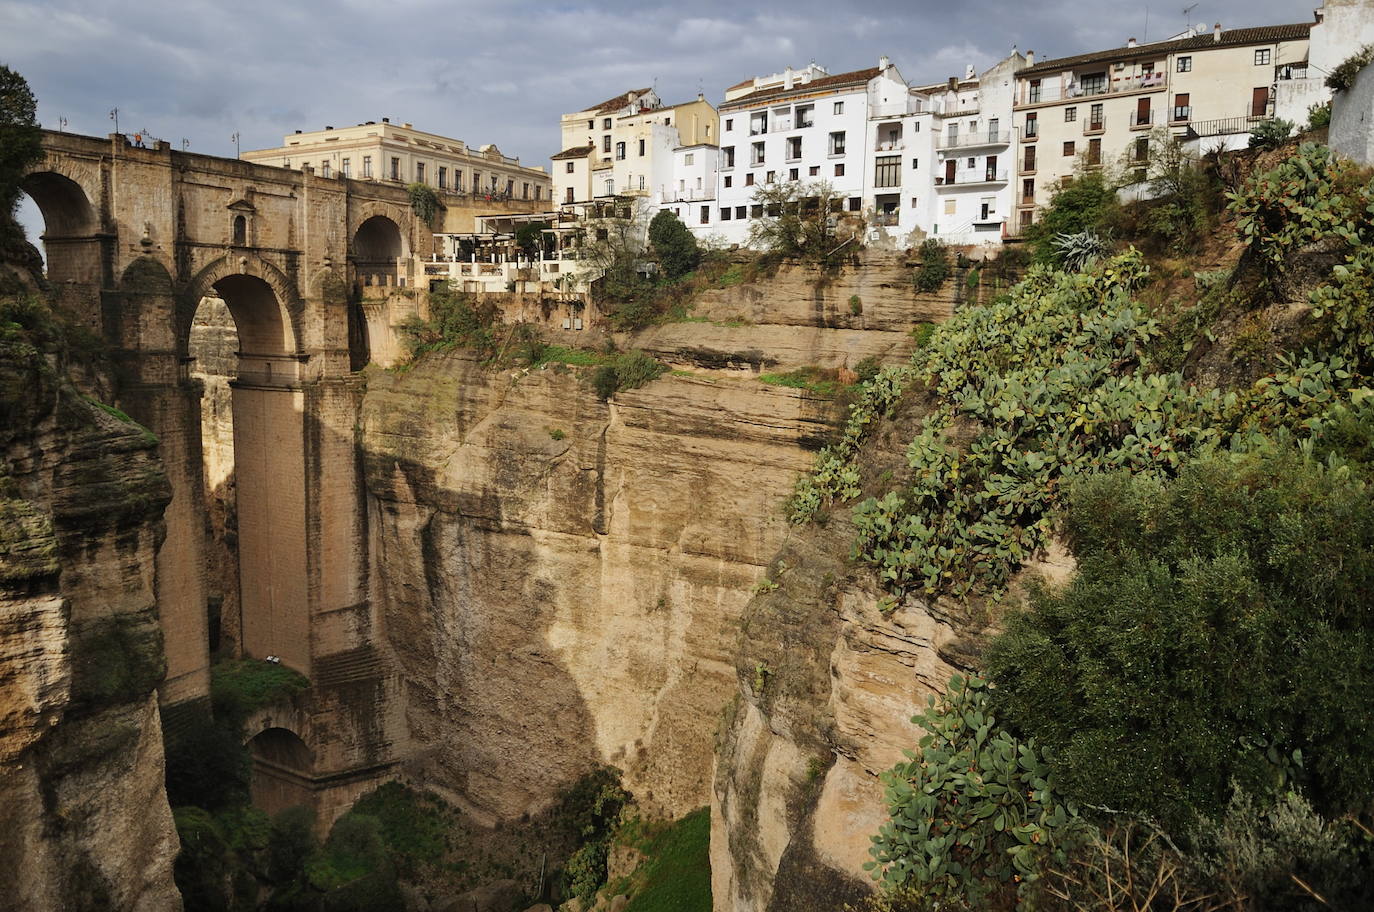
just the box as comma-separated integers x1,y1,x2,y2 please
551,145,594,160
726,77,755,91
590,88,653,114
1019,22,1313,77
721,67,883,109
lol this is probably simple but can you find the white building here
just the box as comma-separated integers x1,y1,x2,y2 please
658,144,720,237
862,51,1026,248
714,61,894,245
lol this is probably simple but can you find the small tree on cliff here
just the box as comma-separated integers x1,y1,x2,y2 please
647,209,699,280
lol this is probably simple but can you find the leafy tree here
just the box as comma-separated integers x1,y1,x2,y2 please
746,180,844,263
1024,170,1120,265
912,238,950,292
514,220,550,260
647,209,700,280
986,445,1374,830
0,64,42,247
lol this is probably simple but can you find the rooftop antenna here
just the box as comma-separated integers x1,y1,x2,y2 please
230,131,240,158
1183,3,1198,36
109,107,119,134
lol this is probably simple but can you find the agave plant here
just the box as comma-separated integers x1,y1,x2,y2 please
1052,229,1113,271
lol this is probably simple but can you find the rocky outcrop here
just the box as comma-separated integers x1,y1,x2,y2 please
0,310,181,911
361,354,839,823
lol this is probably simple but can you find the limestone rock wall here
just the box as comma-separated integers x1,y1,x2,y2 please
0,334,181,911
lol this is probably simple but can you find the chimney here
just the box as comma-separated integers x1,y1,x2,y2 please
697,91,705,102
403,122,412,129
784,66,795,90
1026,49,1035,66
1127,37,1137,48
948,76,958,91
879,55,891,71
382,117,390,123
325,125,333,130
295,129,302,134
628,92,638,106
1213,22,1222,42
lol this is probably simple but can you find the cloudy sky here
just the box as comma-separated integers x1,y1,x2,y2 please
4,0,1311,235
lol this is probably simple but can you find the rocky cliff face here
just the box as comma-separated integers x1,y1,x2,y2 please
358,256,953,829
0,288,182,911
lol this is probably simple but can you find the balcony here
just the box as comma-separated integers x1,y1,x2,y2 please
1183,116,1262,139
1170,106,1192,123
935,169,1009,188
874,138,904,152
1018,70,1167,107
1083,119,1106,135
872,211,900,227
937,130,1012,150
1130,110,1155,130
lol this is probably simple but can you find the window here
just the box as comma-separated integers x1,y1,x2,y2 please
910,197,918,208
1134,136,1149,162
1065,107,1077,122
701,205,709,225
232,214,246,245
456,171,464,191
1177,55,1192,72
786,136,801,160
320,161,331,179
390,157,400,180
725,118,733,131
787,168,797,180
341,157,351,177
473,171,480,191
615,142,626,160
1024,113,1038,138
911,158,919,169
1028,79,1041,103
1063,141,1075,156
639,139,646,156
434,166,444,188
750,112,768,135
848,197,861,212
809,165,820,176
797,105,814,127
1023,145,1036,171
522,182,529,199
1089,103,1104,129
833,101,844,115
721,207,732,220
944,199,957,216
638,175,645,189
834,163,845,177
1255,49,1271,66
587,119,594,130
980,199,992,220
684,152,694,165
507,179,514,195
566,161,575,173
874,155,901,188
745,172,755,186
1252,86,1270,117
967,157,976,168
829,131,846,155
602,117,611,129
535,186,541,200
751,204,763,218
766,170,776,183
1087,137,1102,166
1081,72,1107,95
723,175,732,188
602,135,611,153
1173,93,1191,121
664,117,671,125
1022,178,1035,202
736,206,746,218
415,162,424,182
751,141,765,165
723,146,735,168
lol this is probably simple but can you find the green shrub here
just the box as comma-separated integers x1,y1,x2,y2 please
172,807,232,912
557,767,631,905
1326,44,1374,92
621,808,712,912
854,356,882,383
986,446,1374,828
515,221,550,259
592,350,667,400
1249,118,1294,150
164,712,251,810
267,806,317,885
349,782,453,879
1050,229,1111,271
1024,171,1120,265
399,285,500,361
849,294,863,315
913,239,951,293
1307,100,1332,130
211,657,310,725
648,210,700,280
407,182,440,227
867,674,1088,906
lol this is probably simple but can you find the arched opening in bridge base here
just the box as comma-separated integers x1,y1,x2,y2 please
248,727,316,818
187,269,310,674
16,172,104,330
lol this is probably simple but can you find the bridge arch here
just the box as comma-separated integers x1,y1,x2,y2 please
352,213,408,289
247,726,316,816
181,254,303,361
20,167,106,322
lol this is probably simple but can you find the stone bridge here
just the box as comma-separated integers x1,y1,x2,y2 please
22,130,539,820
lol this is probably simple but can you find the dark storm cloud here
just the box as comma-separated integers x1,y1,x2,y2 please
1,0,1314,163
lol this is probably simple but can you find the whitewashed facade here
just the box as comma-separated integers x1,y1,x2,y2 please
658,144,721,237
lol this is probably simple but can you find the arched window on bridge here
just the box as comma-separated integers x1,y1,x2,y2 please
232,214,246,246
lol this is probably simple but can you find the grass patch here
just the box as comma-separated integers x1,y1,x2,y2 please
621,808,711,912
759,366,846,396
534,344,604,367
211,658,310,723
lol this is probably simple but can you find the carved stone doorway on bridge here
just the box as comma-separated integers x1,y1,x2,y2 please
247,727,316,818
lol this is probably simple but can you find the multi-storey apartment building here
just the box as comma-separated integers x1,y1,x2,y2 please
1012,21,1314,232
660,144,721,236
713,60,904,245
243,119,550,202
861,51,1025,247
553,89,718,206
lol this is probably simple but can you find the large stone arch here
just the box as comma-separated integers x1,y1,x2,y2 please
180,254,303,361
247,726,317,817
20,163,108,324
347,199,415,256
